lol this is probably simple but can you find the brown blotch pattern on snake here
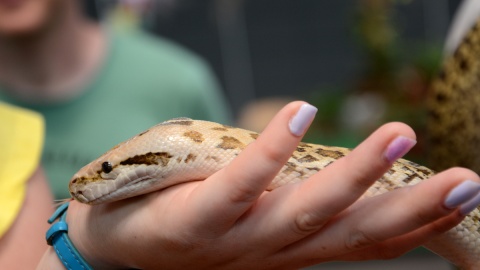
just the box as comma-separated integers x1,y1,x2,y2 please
217,136,245,150
184,153,197,163
250,133,259,140
120,152,173,166
315,148,346,159
297,154,319,163
211,127,229,131
183,131,204,143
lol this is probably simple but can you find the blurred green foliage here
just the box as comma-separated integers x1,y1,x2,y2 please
306,0,444,163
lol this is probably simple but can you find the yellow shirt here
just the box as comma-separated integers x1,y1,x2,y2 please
0,102,44,237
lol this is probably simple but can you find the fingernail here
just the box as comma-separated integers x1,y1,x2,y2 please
460,192,480,215
289,103,318,136
384,136,416,163
444,180,480,209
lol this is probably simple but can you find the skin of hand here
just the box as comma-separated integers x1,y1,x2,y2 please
40,101,480,269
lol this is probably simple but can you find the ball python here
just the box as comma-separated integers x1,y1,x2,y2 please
67,16,480,270
427,18,480,174
68,117,479,269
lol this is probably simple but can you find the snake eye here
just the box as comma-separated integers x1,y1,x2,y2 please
101,161,113,173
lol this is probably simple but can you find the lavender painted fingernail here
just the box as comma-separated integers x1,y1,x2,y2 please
460,192,480,215
289,103,318,136
444,180,480,209
384,136,416,163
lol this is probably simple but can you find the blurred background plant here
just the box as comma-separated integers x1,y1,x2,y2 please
89,0,455,161
307,0,445,165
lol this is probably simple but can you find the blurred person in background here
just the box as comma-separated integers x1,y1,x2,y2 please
0,0,231,199
0,102,53,268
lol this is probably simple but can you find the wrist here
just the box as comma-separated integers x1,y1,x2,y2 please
36,247,67,270
66,201,131,269
46,202,94,269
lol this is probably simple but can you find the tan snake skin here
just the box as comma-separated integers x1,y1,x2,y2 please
427,18,480,173
70,118,480,269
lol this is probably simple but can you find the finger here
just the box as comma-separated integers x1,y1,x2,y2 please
249,122,417,247
328,168,480,253
277,167,480,261
331,213,462,262
185,101,317,234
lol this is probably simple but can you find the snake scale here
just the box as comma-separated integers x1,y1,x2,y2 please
67,18,480,270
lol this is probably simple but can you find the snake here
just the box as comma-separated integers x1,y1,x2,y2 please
427,18,480,174
67,17,480,270
68,117,479,269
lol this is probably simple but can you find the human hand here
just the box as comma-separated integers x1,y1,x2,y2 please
62,101,479,269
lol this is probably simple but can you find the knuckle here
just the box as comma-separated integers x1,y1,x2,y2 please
344,230,378,250
260,142,289,167
342,151,385,190
227,180,261,204
413,207,437,225
342,158,375,192
293,212,324,235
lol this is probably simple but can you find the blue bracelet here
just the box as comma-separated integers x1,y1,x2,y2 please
46,202,93,270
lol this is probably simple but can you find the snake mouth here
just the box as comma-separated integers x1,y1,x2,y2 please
86,175,156,205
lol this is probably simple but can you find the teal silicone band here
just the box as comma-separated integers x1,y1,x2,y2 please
46,202,93,270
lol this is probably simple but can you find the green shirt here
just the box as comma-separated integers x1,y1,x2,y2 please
0,30,231,199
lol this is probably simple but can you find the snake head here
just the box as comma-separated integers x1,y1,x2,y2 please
69,145,178,204
69,151,124,204
68,118,247,204
68,124,169,204
68,119,200,204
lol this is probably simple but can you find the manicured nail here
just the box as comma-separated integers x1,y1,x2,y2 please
460,192,480,215
289,103,318,136
444,180,480,209
384,136,416,163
